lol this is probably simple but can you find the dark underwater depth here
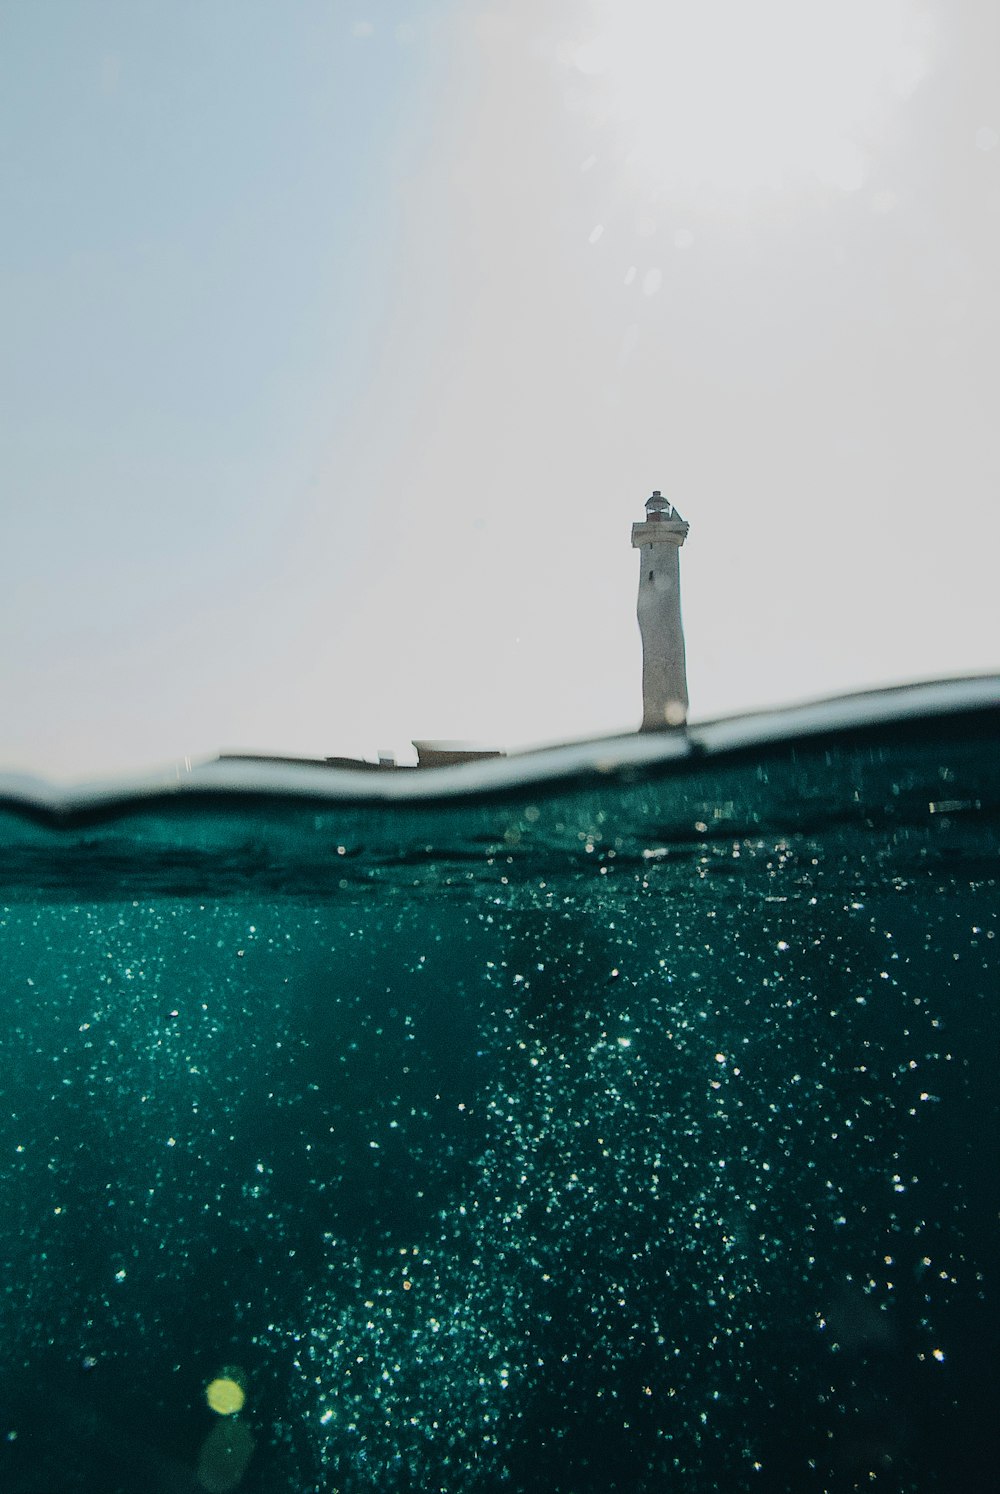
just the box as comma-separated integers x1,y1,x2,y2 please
1,700,997,1493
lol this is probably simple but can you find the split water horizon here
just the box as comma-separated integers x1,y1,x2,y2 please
1,677,997,1492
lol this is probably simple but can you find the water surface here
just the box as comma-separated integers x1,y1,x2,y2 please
1,686,997,1492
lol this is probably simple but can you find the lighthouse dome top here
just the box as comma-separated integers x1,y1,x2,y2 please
645,490,684,523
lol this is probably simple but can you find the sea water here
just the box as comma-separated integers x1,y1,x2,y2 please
0,691,997,1492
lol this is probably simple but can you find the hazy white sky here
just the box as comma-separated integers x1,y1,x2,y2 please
2,0,998,778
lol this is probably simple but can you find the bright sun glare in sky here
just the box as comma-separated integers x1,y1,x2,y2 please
2,1,998,778
571,0,932,195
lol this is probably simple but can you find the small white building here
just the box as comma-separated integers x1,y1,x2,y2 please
632,491,690,730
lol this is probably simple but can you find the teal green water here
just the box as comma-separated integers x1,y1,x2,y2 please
1,708,997,1492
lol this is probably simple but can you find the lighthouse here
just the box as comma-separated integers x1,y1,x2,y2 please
632,490,690,730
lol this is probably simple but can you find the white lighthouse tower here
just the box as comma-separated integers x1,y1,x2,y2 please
632,490,690,730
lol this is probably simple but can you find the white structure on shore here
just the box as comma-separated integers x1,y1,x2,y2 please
632,490,690,730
